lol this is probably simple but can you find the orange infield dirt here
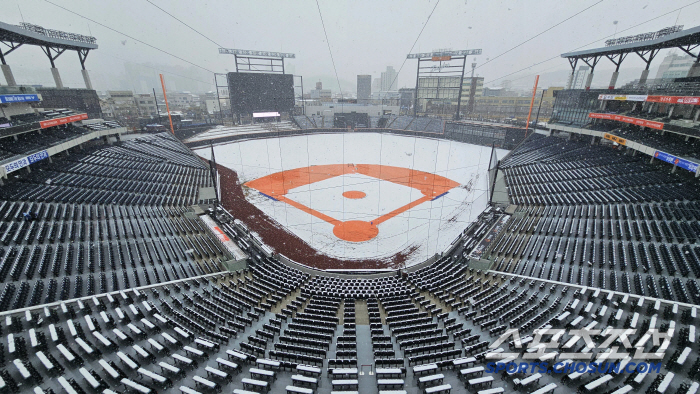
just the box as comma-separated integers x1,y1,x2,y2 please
216,164,420,269
244,164,460,242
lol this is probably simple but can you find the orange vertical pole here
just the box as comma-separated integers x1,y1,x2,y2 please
525,75,539,132
160,74,175,134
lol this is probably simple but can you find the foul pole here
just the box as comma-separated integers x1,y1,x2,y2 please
160,74,175,134
525,75,539,132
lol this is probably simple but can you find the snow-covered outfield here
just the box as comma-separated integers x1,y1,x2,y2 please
196,132,508,267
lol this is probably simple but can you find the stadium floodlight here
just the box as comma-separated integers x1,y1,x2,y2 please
219,48,295,58
407,49,482,59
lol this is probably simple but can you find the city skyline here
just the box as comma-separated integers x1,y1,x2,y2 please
2,0,698,93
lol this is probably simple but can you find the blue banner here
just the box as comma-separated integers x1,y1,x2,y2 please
3,150,48,174
654,151,699,173
27,150,49,164
0,94,40,103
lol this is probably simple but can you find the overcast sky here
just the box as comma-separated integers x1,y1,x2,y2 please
4,0,700,93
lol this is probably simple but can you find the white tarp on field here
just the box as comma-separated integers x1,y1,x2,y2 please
196,132,508,267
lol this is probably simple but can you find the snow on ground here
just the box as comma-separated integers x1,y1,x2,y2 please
196,132,509,267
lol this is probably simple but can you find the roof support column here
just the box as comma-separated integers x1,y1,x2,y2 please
78,49,93,90
50,68,63,89
639,69,650,85
608,72,619,90
605,53,627,90
1,64,15,86
634,49,659,85
580,56,601,90
0,41,23,86
566,58,578,89
41,45,67,88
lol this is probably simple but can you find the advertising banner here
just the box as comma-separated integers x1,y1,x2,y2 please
589,113,664,130
3,150,49,174
646,95,700,105
597,94,647,101
603,133,626,145
0,94,40,103
654,151,700,173
598,94,700,105
39,113,88,129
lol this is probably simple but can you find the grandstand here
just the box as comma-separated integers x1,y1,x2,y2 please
2,13,700,394
184,121,298,145
549,87,700,175
2,105,700,394
2,80,699,393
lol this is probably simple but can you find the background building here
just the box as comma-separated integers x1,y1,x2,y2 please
101,91,137,119
460,77,484,116
654,53,695,79
135,93,158,116
372,77,381,92
166,91,198,108
482,87,510,97
310,82,332,101
357,75,371,104
380,66,398,92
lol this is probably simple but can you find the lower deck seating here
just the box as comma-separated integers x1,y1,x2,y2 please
0,253,692,394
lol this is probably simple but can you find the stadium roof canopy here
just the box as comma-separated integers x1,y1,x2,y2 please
561,25,700,60
0,21,98,51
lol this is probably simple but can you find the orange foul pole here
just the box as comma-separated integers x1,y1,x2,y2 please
525,75,540,133
159,74,175,134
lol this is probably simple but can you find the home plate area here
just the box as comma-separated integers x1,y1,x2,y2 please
197,133,504,266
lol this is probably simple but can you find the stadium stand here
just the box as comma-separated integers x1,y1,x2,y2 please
0,122,122,162
549,81,700,172
1,219,696,393
0,109,85,136
185,122,299,144
499,134,699,205
605,127,700,161
406,117,431,132
388,116,414,130
0,91,127,182
292,115,316,129
295,114,446,134
369,116,385,128
295,114,451,132
1,78,698,394
0,132,223,314
2,133,212,206
0,129,694,394
489,131,700,306
424,118,445,133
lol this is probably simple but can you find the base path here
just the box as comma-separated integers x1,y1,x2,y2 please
245,163,460,242
217,164,416,270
